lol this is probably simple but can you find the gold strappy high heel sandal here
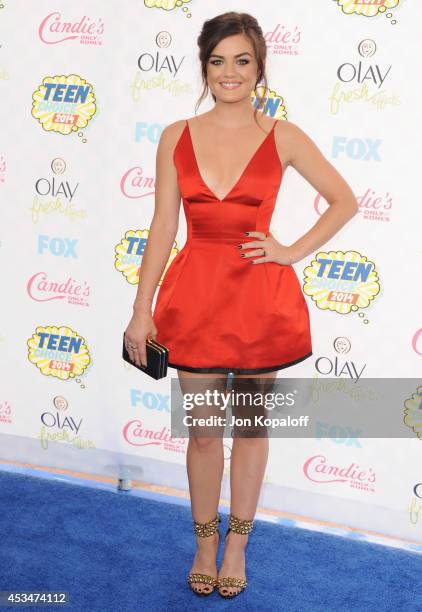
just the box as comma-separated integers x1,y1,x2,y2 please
187,514,221,596
217,513,254,598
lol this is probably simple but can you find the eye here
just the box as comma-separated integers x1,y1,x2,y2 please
209,58,250,66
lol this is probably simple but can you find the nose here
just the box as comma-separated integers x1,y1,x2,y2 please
223,70,239,80
222,60,238,77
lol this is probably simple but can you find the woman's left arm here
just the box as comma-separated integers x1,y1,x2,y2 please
274,120,359,265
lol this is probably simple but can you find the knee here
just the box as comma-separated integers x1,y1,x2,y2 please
189,436,223,453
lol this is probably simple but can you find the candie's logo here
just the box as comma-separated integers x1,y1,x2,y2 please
0,400,12,425
27,325,90,380
123,419,186,453
0,154,6,184
31,74,96,136
115,229,179,285
413,329,422,356
303,454,376,492
303,250,380,315
38,12,104,45
314,189,393,223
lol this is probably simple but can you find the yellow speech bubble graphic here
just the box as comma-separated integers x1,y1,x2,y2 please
32,74,96,135
333,0,400,17
303,250,380,314
115,229,179,285
27,325,90,380
253,85,288,120
144,0,191,10
403,386,422,440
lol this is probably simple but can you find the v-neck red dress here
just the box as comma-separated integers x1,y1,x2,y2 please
152,118,312,374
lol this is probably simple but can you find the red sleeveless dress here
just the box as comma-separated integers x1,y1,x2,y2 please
153,118,312,374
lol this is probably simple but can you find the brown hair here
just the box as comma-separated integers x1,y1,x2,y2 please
194,11,268,129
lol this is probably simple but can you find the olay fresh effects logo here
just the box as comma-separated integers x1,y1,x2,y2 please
39,395,95,450
403,385,422,440
0,400,12,424
314,337,366,381
137,31,184,78
123,419,186,454
38,12,104,45
330,39,399,115
333,0,400,23
27,272,90,307
31,158,86,224
303,454,376,493
27,325,91,380
132,31,192,102
32,74,96,138
115,229,179,284
264,23,301,56
303,250,380,317
410,482,422,525
338,40,392,89
314,188,393,223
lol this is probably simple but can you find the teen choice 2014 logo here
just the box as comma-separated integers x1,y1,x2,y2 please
27,325,91,380
403,386,422,440
115,229,179,285
253,85,287,120
333,0,400,18
31,74,96,135
303,250,380,315
144,0,191,12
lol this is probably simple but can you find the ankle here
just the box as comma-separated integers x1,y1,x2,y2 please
196,531,219,545
225,530,248,549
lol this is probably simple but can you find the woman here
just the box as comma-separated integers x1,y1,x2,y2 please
124,11,358,598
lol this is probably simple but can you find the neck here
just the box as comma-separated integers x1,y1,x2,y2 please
209,98,258,128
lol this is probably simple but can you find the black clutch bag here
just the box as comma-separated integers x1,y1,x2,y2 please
122,332,168,380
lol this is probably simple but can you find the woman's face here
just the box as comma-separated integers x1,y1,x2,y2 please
206,33,259,101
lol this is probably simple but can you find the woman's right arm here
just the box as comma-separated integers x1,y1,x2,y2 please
124,120,185,367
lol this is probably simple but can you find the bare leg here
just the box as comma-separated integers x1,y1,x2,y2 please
218,371,277,596
178,370,228,594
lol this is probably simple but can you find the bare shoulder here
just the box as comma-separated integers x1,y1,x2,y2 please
273,119,358,209
274,119,320,169
155,121,186,223
158,119,187,154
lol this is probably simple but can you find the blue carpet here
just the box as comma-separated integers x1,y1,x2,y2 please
0,470,421,612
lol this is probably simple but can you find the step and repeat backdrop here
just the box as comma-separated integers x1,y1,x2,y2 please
1,1,421,542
